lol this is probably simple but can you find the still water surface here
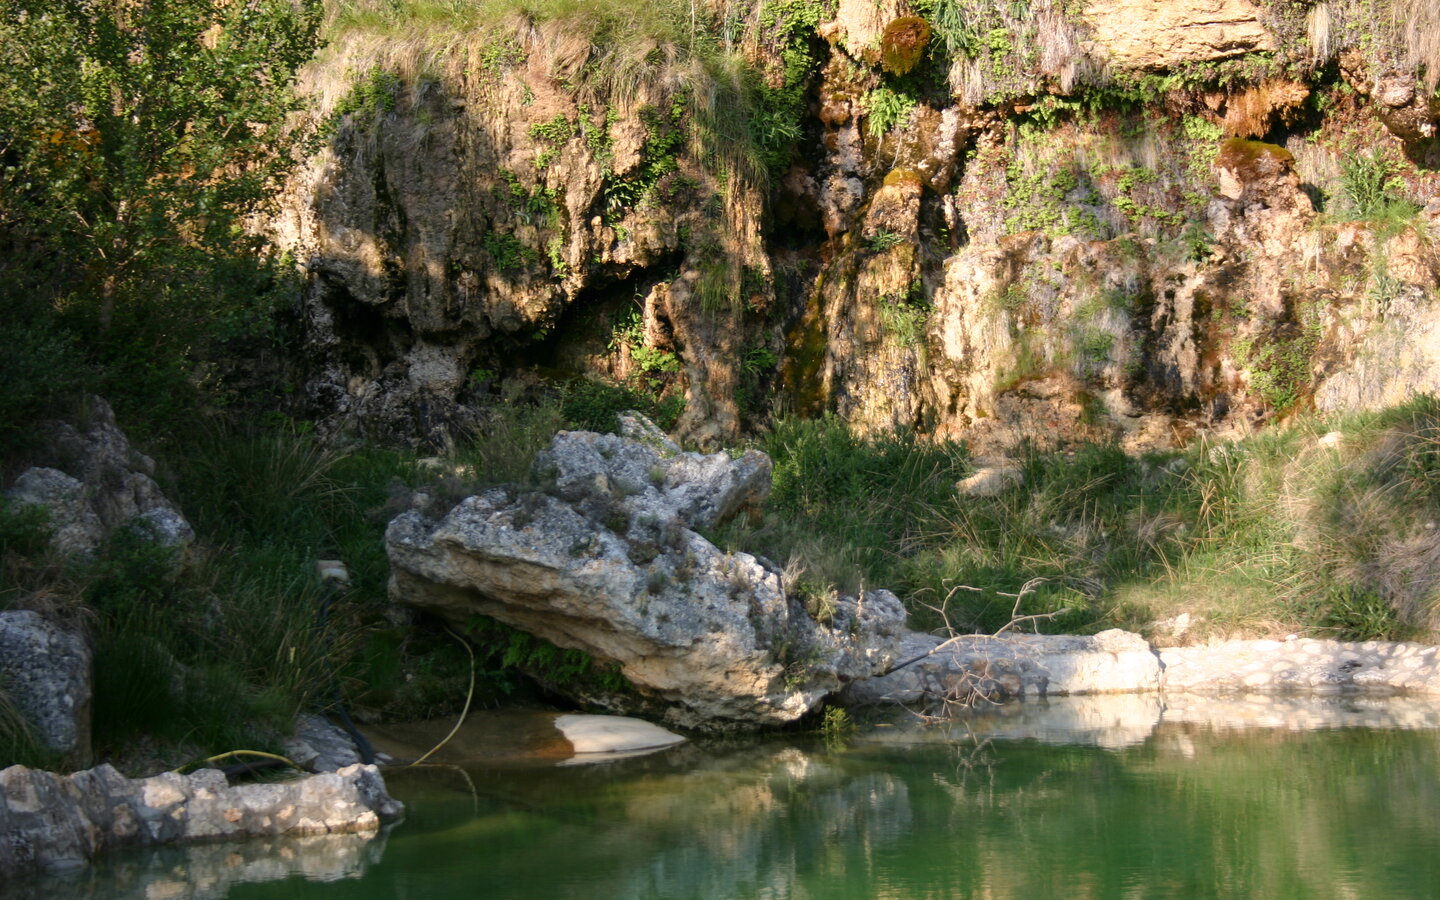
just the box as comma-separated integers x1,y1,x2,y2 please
25,696,1440,899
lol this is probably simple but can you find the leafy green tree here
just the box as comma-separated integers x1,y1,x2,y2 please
0,0,321,429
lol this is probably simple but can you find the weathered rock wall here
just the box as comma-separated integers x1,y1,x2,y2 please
275,0,1440,451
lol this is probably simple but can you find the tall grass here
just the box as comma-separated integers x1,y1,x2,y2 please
714,401,1440,643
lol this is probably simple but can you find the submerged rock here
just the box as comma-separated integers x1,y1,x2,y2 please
386,415,907,731
0,762,401,880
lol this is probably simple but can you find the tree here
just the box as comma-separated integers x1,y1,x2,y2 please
0,0,321,427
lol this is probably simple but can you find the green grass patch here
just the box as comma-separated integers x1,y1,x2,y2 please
712,401,1440,643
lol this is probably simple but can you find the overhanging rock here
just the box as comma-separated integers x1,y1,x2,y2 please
386,414,907,731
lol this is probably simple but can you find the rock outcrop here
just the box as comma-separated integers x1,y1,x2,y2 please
862,692,1440,751
387,415,907,730
0,611,91,763
282,714,368,773
0,762,401,880
270,1,1440,457
1081,0,1276,70
4,397,193,557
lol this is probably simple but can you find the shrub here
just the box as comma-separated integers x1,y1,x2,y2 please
1339,149,1418,221
865,84,917,137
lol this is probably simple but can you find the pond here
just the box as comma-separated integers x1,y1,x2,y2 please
21,695,1440,899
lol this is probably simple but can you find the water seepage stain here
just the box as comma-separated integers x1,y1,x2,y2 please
24,695,1440,899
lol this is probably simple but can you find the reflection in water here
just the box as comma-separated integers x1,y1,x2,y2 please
11,831,388,900
23,696,1440,900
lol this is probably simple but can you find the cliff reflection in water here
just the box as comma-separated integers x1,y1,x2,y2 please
27,695,1440,900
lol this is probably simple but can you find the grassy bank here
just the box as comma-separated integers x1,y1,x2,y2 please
711,398,1440,644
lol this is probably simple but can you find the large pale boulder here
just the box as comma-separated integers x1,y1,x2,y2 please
386,415,908,730
0,610,91,761
1082,0,1276,70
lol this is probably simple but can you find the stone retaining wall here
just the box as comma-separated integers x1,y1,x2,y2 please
847,630,1440,706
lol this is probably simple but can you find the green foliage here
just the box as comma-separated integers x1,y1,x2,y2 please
560,378,683,434
603,99,686,213
495,169,563,228
751,44,814,172
1072,326,1115,372
0,499,52,562
467,615,629,694
743,346,780,375
0,0,321,428
819,704,855,744
453,401,567,486
867,230,905,252
483,231,541,272
864,84,917,138
1235,309,1323,413
753,0,825,173
1002,156,1088,236
529,113,575,145
609,305,680,374
0,672,58,769
330,66,401,126
879,293,930,349
707,396,1440,643
736,345,780,419
1338,149,1420,222
0,320,90,458
77,526,343,756
710,416,968,600
1181,115,1225,143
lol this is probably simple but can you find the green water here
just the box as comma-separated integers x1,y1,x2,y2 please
25,699,1440,899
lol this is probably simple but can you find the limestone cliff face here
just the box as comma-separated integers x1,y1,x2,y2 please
274,0,1440,450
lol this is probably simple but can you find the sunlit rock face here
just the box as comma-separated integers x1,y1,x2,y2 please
275,1,1440,453
1081,0,1276,70
386,415,907,731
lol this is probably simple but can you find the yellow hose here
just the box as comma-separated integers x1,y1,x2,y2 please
407,625,477,767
